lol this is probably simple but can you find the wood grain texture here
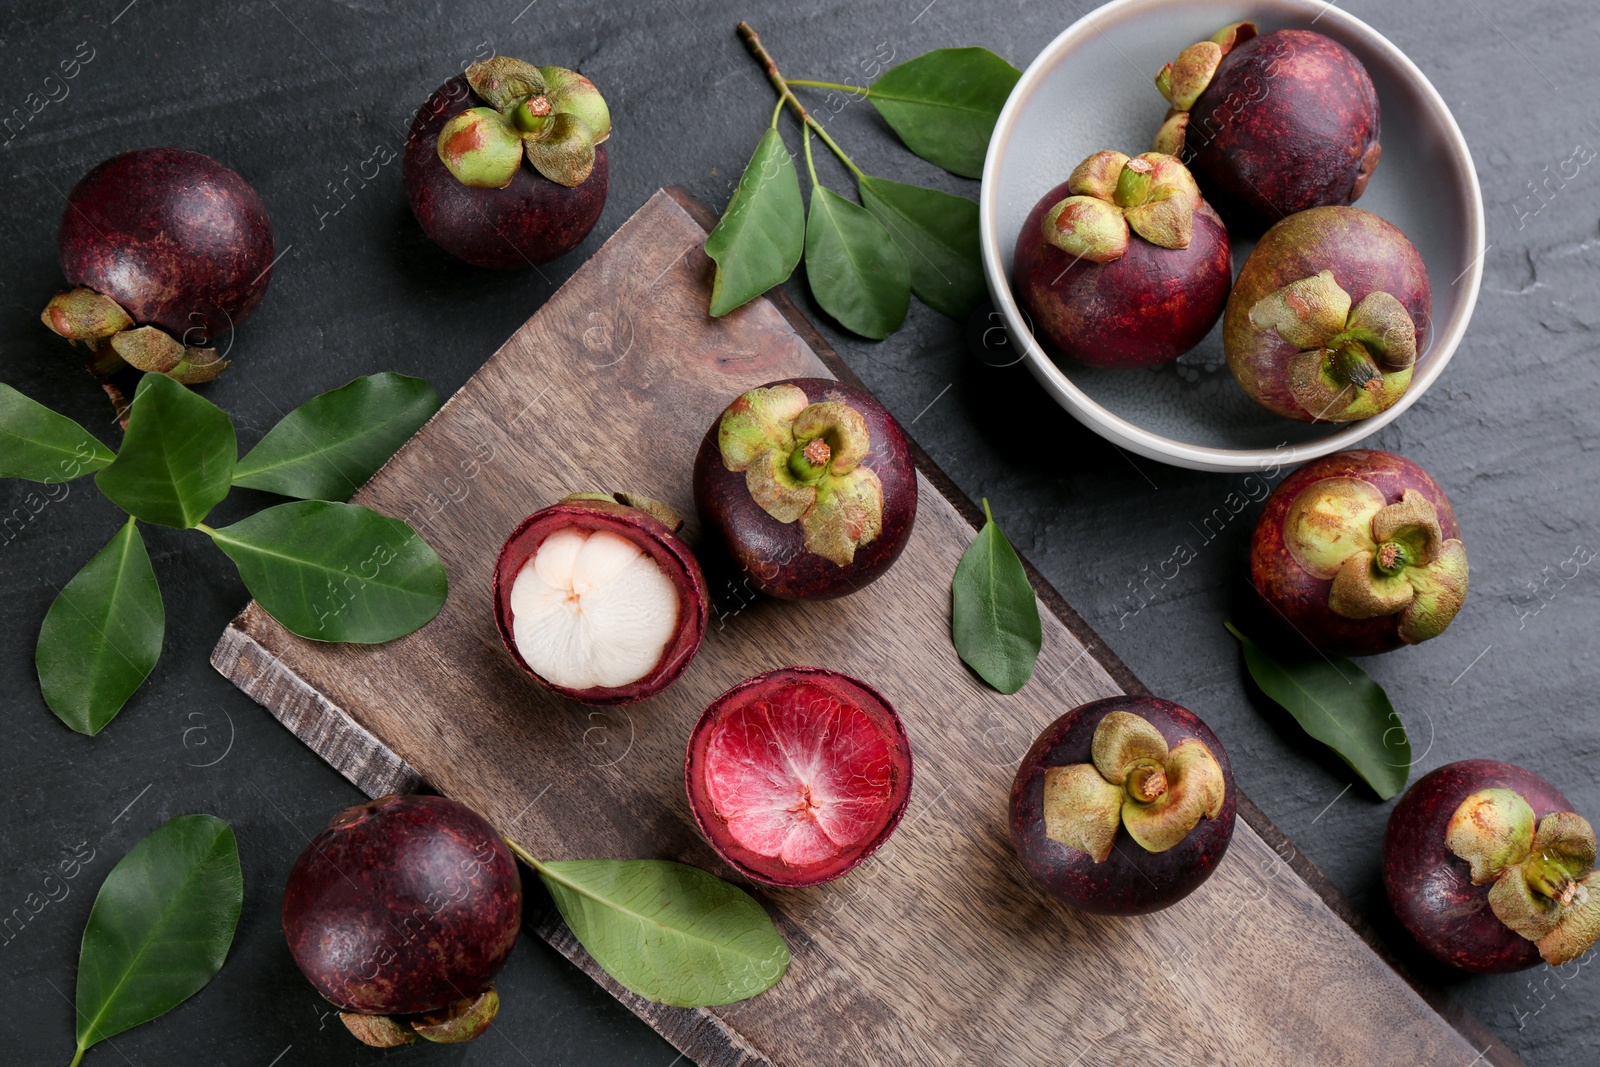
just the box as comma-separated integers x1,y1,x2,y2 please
213,189,1517,1067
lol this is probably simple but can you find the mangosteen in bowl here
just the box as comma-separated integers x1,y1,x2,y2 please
1152,22,1381,235
1384,760,1600,973
1250,449,1467,656
1012,150,1231,369
42,147,275,383
282,794,523,1045
686,666,914,887
494,492,709,705
405,56,610,268
693,378,917,600
1225,206,1431,423
1010,695,1235,914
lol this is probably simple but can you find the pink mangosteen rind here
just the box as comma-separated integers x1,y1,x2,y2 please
1383,760,1573,973
281,794,523,1017
1250,450,1461,657
404,74,609,269
1011,180,1231,370
1009,695,1237,915
492,497,709,705
692,377,918,601
685,666,915,888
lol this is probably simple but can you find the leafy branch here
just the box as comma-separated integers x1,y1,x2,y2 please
704,22,1019,336
3,372,444,736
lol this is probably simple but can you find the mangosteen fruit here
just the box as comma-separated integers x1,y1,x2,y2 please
1384,760,1600,972
693,378,917,600
404,56,610,269
41,147,275,384
685,666,913,887
1011,150,1231,369
1250,449,1467,656
494,492,709,705
1152,23,1381,235
281,794,523,1046
1224,206,1430,422
1010,695,1235,915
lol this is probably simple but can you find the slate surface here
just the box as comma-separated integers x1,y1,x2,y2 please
1,1,1594,1064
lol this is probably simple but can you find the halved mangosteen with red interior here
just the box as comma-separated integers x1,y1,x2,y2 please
686,666,914,887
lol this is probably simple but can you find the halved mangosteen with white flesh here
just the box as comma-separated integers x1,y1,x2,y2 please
493,493,709,705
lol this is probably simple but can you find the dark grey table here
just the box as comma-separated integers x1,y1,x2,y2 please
4,1,1595,1063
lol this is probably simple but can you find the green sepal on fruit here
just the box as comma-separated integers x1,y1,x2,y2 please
1446,788,1600,965
1041,709,1226,862
437,56,612,189
1281,477,1468,643
716,382,885,567
1042,150,1202,262
1248,270,1416,422
1151,22,1257,153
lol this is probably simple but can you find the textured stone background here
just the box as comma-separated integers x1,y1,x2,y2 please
2,0,1595,1063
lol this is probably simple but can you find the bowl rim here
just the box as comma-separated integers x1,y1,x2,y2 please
978,0,1486,473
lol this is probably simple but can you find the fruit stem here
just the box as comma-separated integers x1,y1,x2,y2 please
737,21,865,180
1113,158,1153,208
1524,851,1579,904
1333,344,1383,394
786,78,869,95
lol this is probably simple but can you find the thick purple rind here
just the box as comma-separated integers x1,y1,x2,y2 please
693,377,918,600
1250,450,1459,656
404,75,608,270
1184,29,1381,236
59,147,275,344
1012,182,1232,369
492,499,710,706
1224,206,1431,421
1009,695,1237,915
282,795,523,1015
1383,760,1573,974
684,666,914,887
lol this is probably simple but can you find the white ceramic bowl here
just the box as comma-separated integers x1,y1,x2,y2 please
979,0,1483,472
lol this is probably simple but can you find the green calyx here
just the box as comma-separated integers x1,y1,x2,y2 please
1150,22,1256,153
1041,709,1225,863
1283,479,1469,644
1041,150,1203,263
1248,270,1418,422
716,383,883,567
340,986,500,1047
1447,790,1600,966
40,288,229,384
437,56,611,189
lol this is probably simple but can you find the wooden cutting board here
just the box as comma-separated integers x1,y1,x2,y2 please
212,188,1517,1067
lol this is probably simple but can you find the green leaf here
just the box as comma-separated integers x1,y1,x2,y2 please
705,127,806,317
73,815,242,1061
0,382,114,482
1226,622,1410,799
857,175,984,319
537,858,790,1007
95,374,235,528
205,500,447,643
867,48,1020,179
233,373,440,501
37,518,164,736
952,499,1041,694
804,185,910,340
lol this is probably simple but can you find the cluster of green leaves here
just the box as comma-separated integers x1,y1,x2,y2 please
1226,622,1411,799
706,44,1019,338
70,815,243,1066
1,372,444,736
952,499,1042,694
504,840,789,1006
